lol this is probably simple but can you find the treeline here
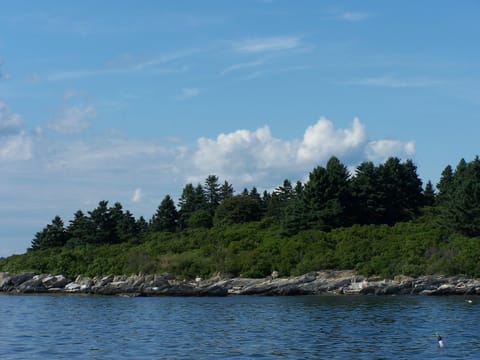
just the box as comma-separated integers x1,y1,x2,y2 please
3,155,480,278
30,156,430,250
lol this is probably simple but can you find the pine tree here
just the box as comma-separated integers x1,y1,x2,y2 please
150,195,179,232
66,210,93,246
351,161,384,224
219,181,234,202
30,216,68,250
204,175,221,212
436,165,454,205
88,200,115,244
442,156,480,236
423,180,436,207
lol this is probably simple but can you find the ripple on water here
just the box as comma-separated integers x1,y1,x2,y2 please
1,294,479,359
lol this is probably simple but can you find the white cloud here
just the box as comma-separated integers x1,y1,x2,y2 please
190,117,413,189
234,36,301,53
345,75,441,88
365,140,416,162
221,59,264,75
0,101,22,131
0,131,33,161
48,105,96,134
131,188,143,203
297,117,366,162
0,101,32,161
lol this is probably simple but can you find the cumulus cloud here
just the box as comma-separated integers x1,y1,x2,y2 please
189,117,413,189
297,117,366,162
48,104,96,134
365,140,415,162
193,126,295,178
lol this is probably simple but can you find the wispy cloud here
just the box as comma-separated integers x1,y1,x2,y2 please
48,105,96,134
339,11,370,22
245,65,309,80
344,75,442,88
109,49,199,72
45,49,197,81
131,188,143,203
0,131,33,161
221,59,265,75
0,101,23,131
48,91,96,134
0,100,33,161
178,87,203,100
234,36,301,53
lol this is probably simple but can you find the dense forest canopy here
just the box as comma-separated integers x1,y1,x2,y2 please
2,156,480,278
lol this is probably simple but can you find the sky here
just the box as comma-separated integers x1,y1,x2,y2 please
0,1,479,256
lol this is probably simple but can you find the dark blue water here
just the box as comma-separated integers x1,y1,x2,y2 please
0,294,479,359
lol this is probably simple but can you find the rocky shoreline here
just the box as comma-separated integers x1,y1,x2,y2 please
1,270,480,297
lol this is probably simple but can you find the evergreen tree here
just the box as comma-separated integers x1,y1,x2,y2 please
136,216,149,235
204,175,221,212
116,210,139,242
376,158,423,224
186,209,213,228
275,179,294,203
351,161,384,224
178,183,208,229
88,200,115,244
213,194,261,226
293,181,304,196
423,180,436,207
66,210,93,246
436,165,454,205
249,187,263,211
301,157,352,230
219,181,234,202
30,216,68,250
442,156,480,236
150,195,179,232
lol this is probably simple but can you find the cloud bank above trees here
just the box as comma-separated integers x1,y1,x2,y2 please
0,114,415,205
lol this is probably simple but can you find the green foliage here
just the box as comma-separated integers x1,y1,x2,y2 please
213,195,261,226
441,156,480,237
5,156,480,280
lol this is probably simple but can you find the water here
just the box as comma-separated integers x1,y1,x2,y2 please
0,294,479,359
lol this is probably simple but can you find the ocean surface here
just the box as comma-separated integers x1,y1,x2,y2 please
0,294,479,359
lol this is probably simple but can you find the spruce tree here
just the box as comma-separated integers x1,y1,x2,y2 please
150,195,179,232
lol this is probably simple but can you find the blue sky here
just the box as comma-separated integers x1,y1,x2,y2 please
1,1,479,256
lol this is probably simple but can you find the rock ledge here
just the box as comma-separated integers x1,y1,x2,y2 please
1,271,479,297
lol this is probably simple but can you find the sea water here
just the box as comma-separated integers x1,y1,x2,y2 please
0,294,479,359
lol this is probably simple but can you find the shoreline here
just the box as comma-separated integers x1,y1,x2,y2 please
1,270,480,297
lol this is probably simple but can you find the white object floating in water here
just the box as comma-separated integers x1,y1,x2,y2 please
466,299,473,304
